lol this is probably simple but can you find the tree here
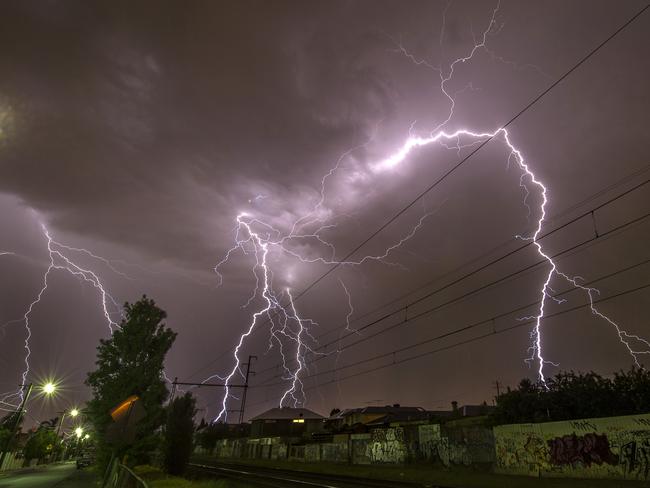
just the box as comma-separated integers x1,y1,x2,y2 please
0,412,21,453
85,296,177,468
23,428,58,463
490,368,650,425
163,393,197,475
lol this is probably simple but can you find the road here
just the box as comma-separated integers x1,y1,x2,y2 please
189,462,429,488
0,463,83,488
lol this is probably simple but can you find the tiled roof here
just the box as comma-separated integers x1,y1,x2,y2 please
250,407,325,421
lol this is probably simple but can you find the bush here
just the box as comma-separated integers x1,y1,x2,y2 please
163,393,197,476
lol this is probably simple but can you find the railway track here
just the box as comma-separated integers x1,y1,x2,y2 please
188,462,437,488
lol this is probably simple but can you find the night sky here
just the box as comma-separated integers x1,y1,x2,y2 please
0,0,648,427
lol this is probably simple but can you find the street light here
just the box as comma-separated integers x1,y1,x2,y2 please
56,408,81,437
0,380,61,468
75,427,83,439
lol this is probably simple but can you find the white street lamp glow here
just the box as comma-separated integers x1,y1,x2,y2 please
70,408,79,417
75,427,83,438
42,382,56,395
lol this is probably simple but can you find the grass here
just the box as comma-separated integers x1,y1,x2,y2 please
133,465,245,488
192,455,650,488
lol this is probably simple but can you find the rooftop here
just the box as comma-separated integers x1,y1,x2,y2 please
250,407,325,422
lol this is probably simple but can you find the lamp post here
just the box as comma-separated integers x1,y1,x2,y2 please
0,381,58,469
55,408,79,461
55,408,79,437
0,384,33,469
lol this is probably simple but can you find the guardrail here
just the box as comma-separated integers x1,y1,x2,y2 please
104,460,148,488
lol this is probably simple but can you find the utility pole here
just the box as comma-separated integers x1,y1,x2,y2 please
492,380,502,406
238,355,256,424
169,364,254,423
55,412,67,438
0,383,33,469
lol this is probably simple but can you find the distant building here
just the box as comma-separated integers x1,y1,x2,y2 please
328,404,435,431
457,404,495,417
250,407,325,438
327,402,494,432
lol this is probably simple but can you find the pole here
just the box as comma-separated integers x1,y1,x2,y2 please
238,356,256,424
0,383,33,469
55,412,66,437
55,412,66,463
170,377,178,403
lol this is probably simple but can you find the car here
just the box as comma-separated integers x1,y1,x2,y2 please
76,453,94,469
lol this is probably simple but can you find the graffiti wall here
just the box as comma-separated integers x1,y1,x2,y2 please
417,423,494,466
494,413,650,480
367,427,407,463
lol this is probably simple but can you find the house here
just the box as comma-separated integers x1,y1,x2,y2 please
457,403,495,417
250,407,325,438
328,404,435,431
326,402,493,433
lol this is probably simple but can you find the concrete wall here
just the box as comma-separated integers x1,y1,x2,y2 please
494,413,650,480
367,427,407,463
351,433,372,464
417,422,494,466
207,413,650,481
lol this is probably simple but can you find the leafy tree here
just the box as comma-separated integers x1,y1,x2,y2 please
490,368,650,425
24,428,58,462
85,296,177,468
0,411,22,453
163,393,197,475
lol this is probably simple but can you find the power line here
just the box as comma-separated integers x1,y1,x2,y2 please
186,4,649,381
253,187,649,379
257,258,650,388
189,170,648,382
246,282,650,410
256,210,649,386
269,169,650,355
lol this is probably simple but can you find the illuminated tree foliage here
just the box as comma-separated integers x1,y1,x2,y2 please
491,368,650,425
163,392,196,476
85,296,177,467
23,427,58,462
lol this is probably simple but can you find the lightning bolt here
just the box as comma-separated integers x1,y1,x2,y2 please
1,222,121,406
210,1,649,417
215,214,273,420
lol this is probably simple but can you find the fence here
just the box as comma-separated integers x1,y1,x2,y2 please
0,452,23,472
104,460,148,488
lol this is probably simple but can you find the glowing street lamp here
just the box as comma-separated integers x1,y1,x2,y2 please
56,408,81,437
83,434,90,440
75,427,83,439
1,380,60,467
